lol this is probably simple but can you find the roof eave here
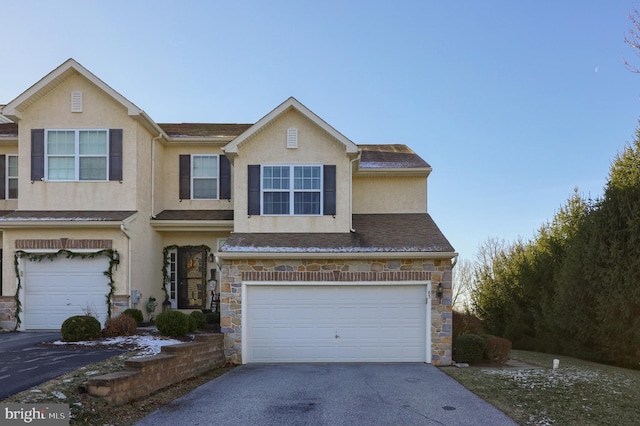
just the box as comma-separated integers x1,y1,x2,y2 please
0,220,128,229
150,220,234,232
218,250,458,260
355,167,433,177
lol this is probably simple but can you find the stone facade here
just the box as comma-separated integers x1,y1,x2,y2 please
219,257,453,365
0,296,17,330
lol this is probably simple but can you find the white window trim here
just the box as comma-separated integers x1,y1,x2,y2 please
260,164,323,216
165,248,178,309
191,154,220,200
44,129,109,182
6,154,17,199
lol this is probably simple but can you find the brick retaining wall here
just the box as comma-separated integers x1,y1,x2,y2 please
87,333,225,405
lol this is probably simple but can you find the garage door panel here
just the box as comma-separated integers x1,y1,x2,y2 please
246,284,427,363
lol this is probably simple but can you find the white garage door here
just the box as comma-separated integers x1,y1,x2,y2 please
24,256,110,330
245,284,429,363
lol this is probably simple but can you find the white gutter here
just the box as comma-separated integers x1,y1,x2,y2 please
150,133,162,218
120,214,137,307
349,151,362,232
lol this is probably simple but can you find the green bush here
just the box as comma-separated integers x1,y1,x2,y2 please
155,311,191,337
187,314,197,332
122,308,144,325
484,336,512,363
61,315,102,342
103,314,137,337
205,312,220,324
454,333,486,364
190,311,207,329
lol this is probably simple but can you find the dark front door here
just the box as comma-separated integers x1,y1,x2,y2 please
177,248,206,309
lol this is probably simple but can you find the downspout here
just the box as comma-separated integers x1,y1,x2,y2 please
349,151,361,232
150,133,162,219
120,216,134,307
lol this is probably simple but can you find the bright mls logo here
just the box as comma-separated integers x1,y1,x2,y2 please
2,404,68,425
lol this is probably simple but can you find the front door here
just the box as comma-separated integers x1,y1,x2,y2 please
177,248,206,309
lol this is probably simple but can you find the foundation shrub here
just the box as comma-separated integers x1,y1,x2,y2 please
187,314,197,332
155,311,191,337
484,335,512,363
61,315,102,342
103,314,138,337
190,311,207,329
122,308,144,325
454,333,486,364
205,312,220,324
452,310,485,341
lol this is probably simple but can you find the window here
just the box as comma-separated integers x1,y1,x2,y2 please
192,155,218,199
262,165,322,215
7,155,17,199
45,129,108,181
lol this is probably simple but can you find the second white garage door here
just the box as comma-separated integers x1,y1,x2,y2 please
24,256,110,330
244,284,429,363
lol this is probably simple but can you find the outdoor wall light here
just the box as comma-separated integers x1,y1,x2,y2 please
113,250,120,270
208,253,215,263
436,282,443,299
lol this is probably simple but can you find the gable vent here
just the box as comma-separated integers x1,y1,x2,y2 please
287,127,298,149
71,91,83,113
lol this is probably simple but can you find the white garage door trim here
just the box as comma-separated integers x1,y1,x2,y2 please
242,280,432,364
20,252,110,331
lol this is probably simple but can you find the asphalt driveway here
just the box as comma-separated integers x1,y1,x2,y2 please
0,332,123,400
136,363,516,426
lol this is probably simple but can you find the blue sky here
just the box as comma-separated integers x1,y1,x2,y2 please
1,1,639,260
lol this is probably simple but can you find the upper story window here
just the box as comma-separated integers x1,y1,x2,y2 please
192,155,219,199
179,154,231,200
7,155,17,199
46,129,108,181
262,165,322,215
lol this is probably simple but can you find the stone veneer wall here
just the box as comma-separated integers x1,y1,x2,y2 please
219,258,453,365
0,296,17,330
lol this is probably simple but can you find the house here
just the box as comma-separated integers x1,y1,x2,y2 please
0,59,456,365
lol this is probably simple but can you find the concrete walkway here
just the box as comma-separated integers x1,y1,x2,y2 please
136,363,516,426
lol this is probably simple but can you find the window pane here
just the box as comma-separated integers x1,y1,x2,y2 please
294,166,320,190
47,131,75,155
263,166,289,190
294,192,320,215
193,156,217,178
193,178,217,199
48,157,75,180
79,130,107,155
8,179,17,199
7,156,17,177
79,157,107,180
263,192,290,214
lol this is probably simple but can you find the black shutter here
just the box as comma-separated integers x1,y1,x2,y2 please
31,129,45,181
248,165,260,215
219,155,231,200
323,165,336,215
109,129,123,181
179,155,191,200
0,155,6,200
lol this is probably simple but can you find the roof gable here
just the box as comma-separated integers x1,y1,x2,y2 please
223,97,360,159
0,59,159,134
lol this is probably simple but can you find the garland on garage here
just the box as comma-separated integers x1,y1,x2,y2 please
161,245,211,303
12,249,118,330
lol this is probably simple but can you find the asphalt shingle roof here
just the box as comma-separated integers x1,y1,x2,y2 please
221,213,454,253
153,210,233,220
0,211,137,221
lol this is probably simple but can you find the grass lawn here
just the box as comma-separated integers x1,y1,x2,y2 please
443,350,640,425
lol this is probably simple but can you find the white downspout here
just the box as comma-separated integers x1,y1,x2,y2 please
150,133,162,219
120,215,135,307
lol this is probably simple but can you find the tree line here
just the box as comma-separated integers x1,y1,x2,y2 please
466,129,640,367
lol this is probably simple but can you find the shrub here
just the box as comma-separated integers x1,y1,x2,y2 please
187,314,197,332
103,314,138,337
205,312,220,324
122,308,144,325
484,336,512,363
61,315,102,342
190,311,207,329
454,333,486,364
155,311,191,337
452,310,485,341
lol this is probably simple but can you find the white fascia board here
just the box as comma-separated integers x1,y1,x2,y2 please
0,220,127,229
150,220,234,232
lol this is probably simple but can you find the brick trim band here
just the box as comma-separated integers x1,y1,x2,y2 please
16,239,113,250
241,270,431,282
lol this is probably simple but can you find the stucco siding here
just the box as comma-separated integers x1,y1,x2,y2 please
352,176,427,214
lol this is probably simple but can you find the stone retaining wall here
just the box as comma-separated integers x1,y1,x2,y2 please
0,296,16,330
87,333,225,405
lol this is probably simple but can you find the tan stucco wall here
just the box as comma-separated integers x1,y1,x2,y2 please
352,175,427,213
15,74,149,211
232,109,352,233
